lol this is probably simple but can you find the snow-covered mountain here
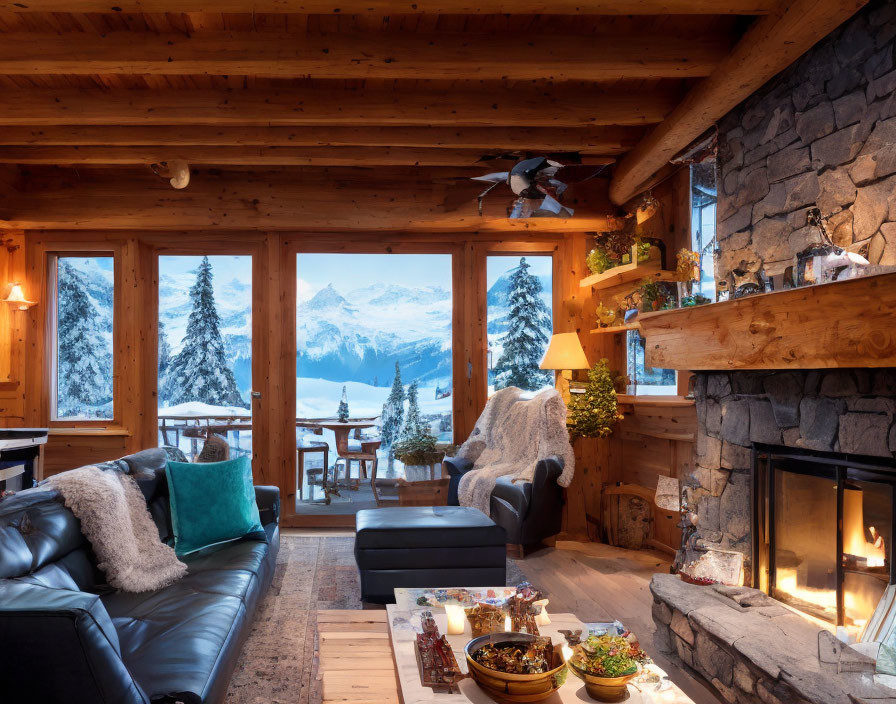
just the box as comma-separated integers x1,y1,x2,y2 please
297,282,452,386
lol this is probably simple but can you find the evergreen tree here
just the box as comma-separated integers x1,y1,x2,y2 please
158,320,171,379
493,257,553,391
401,380,424,440
56,260,113,416
380,362,405,448
337,385,350,422
161,256,247,408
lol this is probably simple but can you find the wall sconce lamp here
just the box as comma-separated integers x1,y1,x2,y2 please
3,283,36,311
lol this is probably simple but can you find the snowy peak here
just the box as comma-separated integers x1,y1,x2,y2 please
307,283,354,312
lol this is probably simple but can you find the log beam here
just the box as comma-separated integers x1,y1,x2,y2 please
0,87,679,127
0,0,779,14
0,32,730,81
0,166,621,232
0,125,644,153
608,0,868,205
0,145,617,166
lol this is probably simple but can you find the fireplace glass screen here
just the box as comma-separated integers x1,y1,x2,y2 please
757,447,895,637
771,467,838,622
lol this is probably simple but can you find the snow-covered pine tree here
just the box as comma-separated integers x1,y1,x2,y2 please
493,257,553,391
337,385,350,422
401,380,424,440
160,256,247,409
380,362,405,448
158,320,171,379
56,260,113,417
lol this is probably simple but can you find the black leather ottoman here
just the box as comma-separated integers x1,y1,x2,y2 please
354,506,507,604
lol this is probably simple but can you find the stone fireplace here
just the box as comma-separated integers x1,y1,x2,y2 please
688,369,896,588
753,443,894,636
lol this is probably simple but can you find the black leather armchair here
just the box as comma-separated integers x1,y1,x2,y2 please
445,455,565,554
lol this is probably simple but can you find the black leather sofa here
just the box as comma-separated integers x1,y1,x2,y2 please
0,448,280,704
445,455,565,553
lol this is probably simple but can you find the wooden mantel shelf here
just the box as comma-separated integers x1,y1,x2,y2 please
638,272,896,371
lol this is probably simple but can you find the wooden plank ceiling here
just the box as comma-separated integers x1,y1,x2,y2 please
0,0,868,230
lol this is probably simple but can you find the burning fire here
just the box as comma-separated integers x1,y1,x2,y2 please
843,486,887,568
775,485,888,636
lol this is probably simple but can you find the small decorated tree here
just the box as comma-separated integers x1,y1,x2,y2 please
336,385,349,422
567,359,622,439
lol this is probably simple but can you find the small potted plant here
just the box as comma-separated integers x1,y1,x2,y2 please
392,432,442,482
568,634,649,702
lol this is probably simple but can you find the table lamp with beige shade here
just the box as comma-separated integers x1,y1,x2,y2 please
539,332,589,404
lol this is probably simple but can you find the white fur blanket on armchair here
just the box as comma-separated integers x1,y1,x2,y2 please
457,386,574,516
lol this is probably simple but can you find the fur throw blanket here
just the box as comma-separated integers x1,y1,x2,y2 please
457,386,574,516
48,465,187,592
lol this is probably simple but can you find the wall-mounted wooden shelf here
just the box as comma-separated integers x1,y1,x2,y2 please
580,245,677,291
637,272,896,370
590,322,639,335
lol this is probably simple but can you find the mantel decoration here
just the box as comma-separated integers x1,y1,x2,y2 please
567,359,622,440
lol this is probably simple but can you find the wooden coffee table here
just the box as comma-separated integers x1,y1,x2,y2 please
318,596,696,704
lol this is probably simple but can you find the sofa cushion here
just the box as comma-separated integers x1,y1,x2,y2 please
166,457,264,556
355,506,505,550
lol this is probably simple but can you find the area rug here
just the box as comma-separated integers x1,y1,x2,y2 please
224,534,527,704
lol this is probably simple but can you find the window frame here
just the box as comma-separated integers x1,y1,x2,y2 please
47,249,120,427
292,244,459,443
151,243,261,459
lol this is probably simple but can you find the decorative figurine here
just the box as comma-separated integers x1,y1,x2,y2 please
508,582,544,635
414,611,463,693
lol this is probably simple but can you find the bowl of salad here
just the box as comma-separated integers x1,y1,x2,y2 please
567,634,648,702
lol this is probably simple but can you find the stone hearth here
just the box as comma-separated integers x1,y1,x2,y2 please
687,368,896,579
650,574,896,704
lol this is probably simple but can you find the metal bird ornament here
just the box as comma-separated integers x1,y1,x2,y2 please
471,157,607,218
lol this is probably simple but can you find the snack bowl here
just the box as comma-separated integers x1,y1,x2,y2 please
464,632,567,703
567,660,638,702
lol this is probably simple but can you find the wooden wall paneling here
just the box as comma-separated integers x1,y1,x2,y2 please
0,230,26,424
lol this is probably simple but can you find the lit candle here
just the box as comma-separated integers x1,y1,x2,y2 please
534,599,551,626
561,645,574,663
504,615,512,632
445,604,465,635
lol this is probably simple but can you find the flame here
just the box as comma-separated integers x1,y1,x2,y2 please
843,487,887,568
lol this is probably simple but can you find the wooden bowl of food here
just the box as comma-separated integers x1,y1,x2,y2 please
464,632,567,703
567,634,648,702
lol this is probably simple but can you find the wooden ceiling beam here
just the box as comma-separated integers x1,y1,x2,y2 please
609,0,869,205
0,0,778,15
0,166,621,232
0,125,644,153
0,145,617,166
0,32,730,81
0,87,679,127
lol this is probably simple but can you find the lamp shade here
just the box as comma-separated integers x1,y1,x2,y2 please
655,475,681,512
3,283,36,311
539,332,589,371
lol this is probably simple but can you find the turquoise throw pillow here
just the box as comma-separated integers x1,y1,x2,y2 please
165,457,265,556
